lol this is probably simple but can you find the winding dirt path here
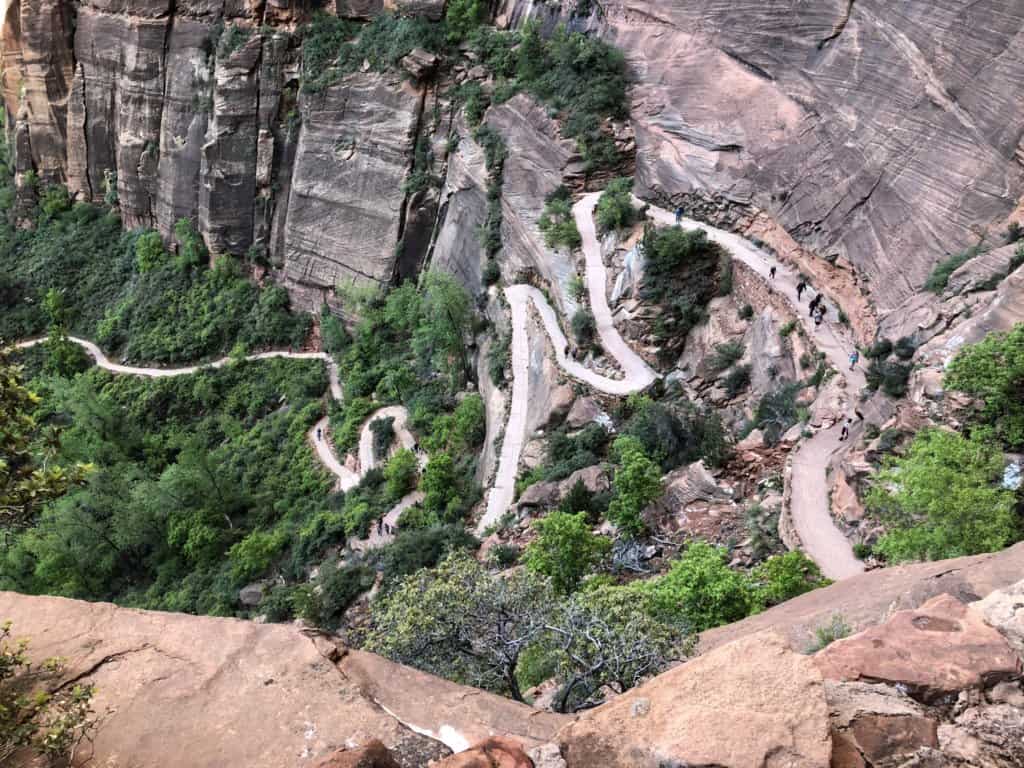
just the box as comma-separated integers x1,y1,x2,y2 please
13,335,419,552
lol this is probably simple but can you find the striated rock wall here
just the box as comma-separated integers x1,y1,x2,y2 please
496,0,1024,322
1,0,444,310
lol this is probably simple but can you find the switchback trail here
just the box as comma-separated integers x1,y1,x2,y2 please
481,194,864,580
13,336,419,552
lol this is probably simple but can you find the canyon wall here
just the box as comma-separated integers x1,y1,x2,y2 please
5,0,1024,317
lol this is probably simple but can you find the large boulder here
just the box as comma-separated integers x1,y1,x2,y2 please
699,541,1024,653
557,632,831,768
432,737,534,768
814,594,1022,702
971,578,1024,656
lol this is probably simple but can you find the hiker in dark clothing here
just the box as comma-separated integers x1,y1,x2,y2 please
796,281,807,300
808,294,821,317
769,265,777,280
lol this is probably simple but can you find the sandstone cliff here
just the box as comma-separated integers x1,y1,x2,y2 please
3,542,1022,767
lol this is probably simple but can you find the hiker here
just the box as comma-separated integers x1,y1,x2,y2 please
808,294,821,317
674,206,683,225
849,349,860,370
316,427,322,442
796,280,807,300
769,265,777,280
839,416,853,442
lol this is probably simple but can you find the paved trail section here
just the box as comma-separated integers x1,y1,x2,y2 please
14,336,419,552
481,196,865,579
645,204,865,579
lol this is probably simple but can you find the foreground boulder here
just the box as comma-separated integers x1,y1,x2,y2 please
556,632,830,767
432,737,533,767
814,594,1022,702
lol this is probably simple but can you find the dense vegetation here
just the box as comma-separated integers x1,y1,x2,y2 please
0,356,332,615
0,184,308,363
863,323,1024,562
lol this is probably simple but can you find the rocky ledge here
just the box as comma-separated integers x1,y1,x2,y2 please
2,541,1022,767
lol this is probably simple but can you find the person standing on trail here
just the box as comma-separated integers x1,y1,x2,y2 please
769,265,777,280
675,206,683,225
796,280,807,300
849,349,860,370
839,416,853,442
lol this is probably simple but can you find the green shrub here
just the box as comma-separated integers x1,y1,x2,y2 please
539,194,582,249
866,429,1019,562
806,614,851,652
594,177,635,232
924,246,981,293
571,309,596,347
755,384,800,445
723,364,751,397
708,341,745,372
524,511,610,593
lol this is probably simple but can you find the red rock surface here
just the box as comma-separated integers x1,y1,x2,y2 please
814,594,1022,702
432,737,534,768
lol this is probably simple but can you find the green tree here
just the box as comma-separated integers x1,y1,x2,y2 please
865,429,1019,562
1,622,96,764
421,451,460,519
945,323,1024,448
594,177,635,232
42,288,88,377
415,271,472,388
384,448,419,501
0,353,89,530
607,436,662,537
751,550,829,607
640,541,758,631
134,230,167,273
524,510,611,593
445,0,484,42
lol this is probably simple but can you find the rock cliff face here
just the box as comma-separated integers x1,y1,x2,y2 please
11,1,1024,320
3,545,1022,767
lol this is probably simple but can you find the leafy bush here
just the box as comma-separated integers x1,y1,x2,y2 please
806,614,851,652
723,364,751,397
539,192,582,249
755,384,800,445
524,511,610,593
571,309,597,347
1,623,96,764
708,341,745,372
607,436,662,537
594,177,635,232
924,246,982,293
866,429,1019,562
945,323,1024,449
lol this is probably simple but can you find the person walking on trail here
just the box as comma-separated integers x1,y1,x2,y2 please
808,294,822,317
769,265,777,280
839,416,853,442
849,349,860,370
796,280,807,301
674,206,683,225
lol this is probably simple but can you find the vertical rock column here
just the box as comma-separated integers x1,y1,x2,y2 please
199,32,261,256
